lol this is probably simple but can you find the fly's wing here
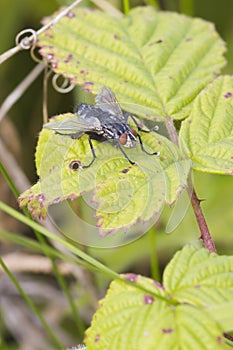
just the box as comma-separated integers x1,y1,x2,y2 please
43,116,100,139
95,86,126,121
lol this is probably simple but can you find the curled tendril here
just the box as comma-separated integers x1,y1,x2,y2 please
52,74,75,93
15,29,37,50
30,46,43,63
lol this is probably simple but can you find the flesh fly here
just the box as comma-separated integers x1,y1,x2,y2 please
44,86,159,168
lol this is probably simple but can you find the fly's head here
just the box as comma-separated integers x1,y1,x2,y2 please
119,129,137,148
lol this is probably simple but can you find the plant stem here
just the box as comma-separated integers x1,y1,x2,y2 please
165,117,179,145
224,333,233,345
122,0,130,15
165,117,216,253
190,189,216,253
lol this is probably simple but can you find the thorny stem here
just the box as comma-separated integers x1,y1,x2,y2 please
190,190,216,253
165,117,217,253
223,333,233,343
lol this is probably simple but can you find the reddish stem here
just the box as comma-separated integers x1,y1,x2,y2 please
165,117,216,253
190,189,216,253
224,332,233,343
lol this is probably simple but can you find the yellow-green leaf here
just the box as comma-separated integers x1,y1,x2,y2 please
85,246,232,349
18,113,190,234
179,75,233,174
37,6,226,121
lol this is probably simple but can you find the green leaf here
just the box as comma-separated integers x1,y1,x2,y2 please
93,134,191,234
163,245,233,306
18,114,190,234
85,245,232,349
37,6,226,120
179,75,233,174
207,302,233,333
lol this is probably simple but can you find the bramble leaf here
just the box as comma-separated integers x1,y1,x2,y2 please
163,245,233,307
94,134,191,235
18,113,190,234
179,75,233,174
85,245,232,349
37,6,226,120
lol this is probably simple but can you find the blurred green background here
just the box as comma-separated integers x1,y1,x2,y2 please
0,0,233,348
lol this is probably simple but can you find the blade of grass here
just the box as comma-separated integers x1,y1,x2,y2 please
0,162,20,198
0,200,119,279
0,229,86,267
0,256,64,350
0,201,170,302
122,0,130,15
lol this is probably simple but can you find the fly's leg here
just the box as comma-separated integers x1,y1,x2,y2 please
83,136,97,168
129,115,159,133
129,116,159,156
137,133,159,156
118,143,135,165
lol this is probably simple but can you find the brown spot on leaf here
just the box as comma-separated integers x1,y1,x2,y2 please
125,273,138,282
95,334,100,343
46,53,54,61
83,82,94,92
53,197,61,204
64,54,73,63
224,92,232,98
216,336,222,344
162,328,173,334
69,160,81,171
70,76,77,84
148,39,163,46
80,70,89,76
37,193,45,203
144,295,154,304
153,281,164,290
69,193,77,200
121,168,129,174
51,61,58,69
66,11,75,18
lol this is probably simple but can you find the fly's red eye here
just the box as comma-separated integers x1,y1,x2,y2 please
119,133,127,145
130,129,137,137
